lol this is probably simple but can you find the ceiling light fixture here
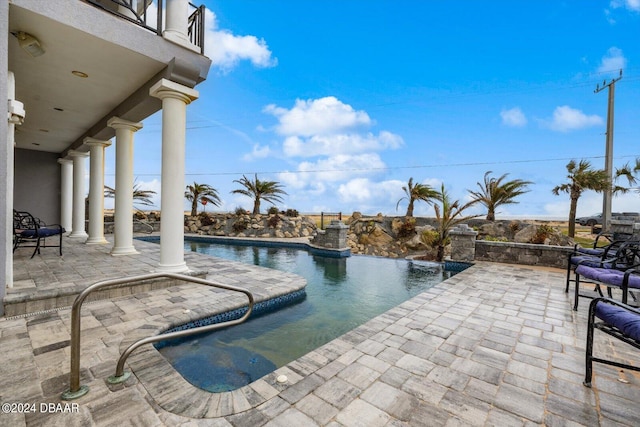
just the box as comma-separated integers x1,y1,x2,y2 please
12,31,45,57
71,70,88,78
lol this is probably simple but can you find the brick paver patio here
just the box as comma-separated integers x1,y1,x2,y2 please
1,235,638,426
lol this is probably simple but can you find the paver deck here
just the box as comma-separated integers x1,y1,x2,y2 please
1,235,639,426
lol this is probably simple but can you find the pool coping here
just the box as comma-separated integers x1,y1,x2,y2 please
138,234,352,258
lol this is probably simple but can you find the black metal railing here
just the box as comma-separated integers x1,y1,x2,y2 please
84,0,205,54
320,212,342,230
188,3,205,54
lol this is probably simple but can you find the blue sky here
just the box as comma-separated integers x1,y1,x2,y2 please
104,0,640,219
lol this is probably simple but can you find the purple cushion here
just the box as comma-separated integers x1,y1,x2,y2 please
595,302,640,341
571,256,613,268
576,266,640,290
18,227,64,238
577,247,605,256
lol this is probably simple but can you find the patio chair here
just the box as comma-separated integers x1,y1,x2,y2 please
13,210,65,258
574,266,640,309
567,240,640,310
565,234,633,293
584,297,640,387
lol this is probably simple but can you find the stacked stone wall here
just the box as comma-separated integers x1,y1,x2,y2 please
183,213,317,238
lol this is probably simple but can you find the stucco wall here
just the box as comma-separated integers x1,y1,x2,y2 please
14,148,62,224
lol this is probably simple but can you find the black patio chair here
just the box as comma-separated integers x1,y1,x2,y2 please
565,234,634,293
584,297,640,387
568,240,640,310
13,210,65,258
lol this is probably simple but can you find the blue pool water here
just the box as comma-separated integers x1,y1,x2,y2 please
156,240,460,392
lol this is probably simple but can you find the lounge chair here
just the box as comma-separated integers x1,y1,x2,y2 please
13,210,65,258
584,297,640,387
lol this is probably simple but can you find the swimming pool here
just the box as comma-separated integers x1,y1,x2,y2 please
156,240,462,392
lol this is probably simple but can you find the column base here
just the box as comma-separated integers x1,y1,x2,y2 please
163,31,199,53
86,237,109,245
156,262,189,274
110,246,139,256
68,231,88,239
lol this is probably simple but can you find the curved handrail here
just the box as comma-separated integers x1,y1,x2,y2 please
133,217,155,234
61,272,254,400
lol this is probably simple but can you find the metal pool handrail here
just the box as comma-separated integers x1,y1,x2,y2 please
61,272,254,400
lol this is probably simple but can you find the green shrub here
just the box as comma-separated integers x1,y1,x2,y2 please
531,224,555,244
419,230,440,247
509,221,521,234
267,214,281,228
232,218,248,232
483,235,508,242
198,212,214,226
235,206,247,216
285,209,299,217
267,206,279,215
397,218,416,239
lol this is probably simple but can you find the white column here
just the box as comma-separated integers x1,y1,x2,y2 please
150,79,198,272
85,138,111,244
68,151,89,239
107,117,142,256
6,71,25,289
163,0,197,51
58,159,73,233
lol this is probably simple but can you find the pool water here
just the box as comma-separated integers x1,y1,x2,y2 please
157,241,456,392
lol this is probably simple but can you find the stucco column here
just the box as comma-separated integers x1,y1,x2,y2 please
164,0,197,51
57,159,73,233
68,151,89,239
85,138,111,244
6,71,24,290
107,117,142,255
150,79,198,272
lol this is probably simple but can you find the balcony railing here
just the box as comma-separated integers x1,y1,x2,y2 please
84,0,205,54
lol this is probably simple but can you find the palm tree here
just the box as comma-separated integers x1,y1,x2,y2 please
614,158,640,191
552,160,609,238
428,183,481,262
104,180,156,208
396,177,438,217
231,174,287,215
185,182,221,216
468,171,533,221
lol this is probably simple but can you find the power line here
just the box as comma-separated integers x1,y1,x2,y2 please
110,153,640,177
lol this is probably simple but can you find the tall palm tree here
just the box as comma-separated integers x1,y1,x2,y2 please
427,183,481,262
468,171,533,221
552,160,609,238
185,182,221,216
104,180,156,208
232,174,287,215
396,177,438,217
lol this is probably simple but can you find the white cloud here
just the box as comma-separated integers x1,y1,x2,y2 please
610,0,640,12
598,47,627,74
204,10,277,73
279,153,387,187
264,97,372,137
500,107,527,127
338,178,372,202
282,131,403,158
242,144,271,161
544,106,603,132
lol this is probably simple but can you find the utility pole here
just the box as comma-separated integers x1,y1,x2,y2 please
594,69,622,233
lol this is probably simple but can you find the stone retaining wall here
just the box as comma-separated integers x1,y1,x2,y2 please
474,240,573,269
184,213,317,238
